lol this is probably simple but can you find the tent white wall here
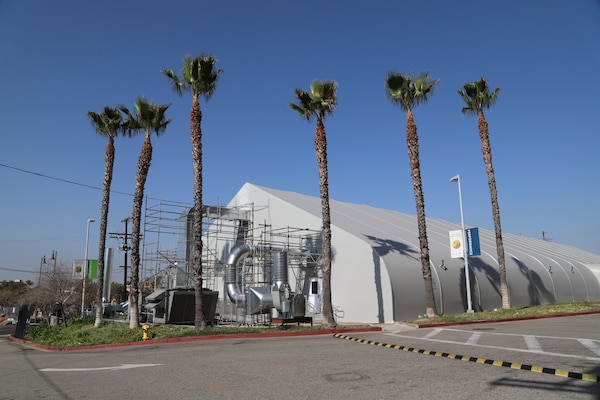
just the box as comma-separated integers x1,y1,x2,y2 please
207,182,600,324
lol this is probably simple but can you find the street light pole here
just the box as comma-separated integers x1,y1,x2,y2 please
450,175,473,313
50,250,57,272
122,217,130,303
81,218,95,315
38,256,46,286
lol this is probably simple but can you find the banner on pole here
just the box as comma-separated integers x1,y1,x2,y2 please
466,227,481,256
87,259,98,280
72,259,99,279
73,259,84,279
449,230,463,258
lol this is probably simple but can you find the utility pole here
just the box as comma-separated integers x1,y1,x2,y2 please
110,217,132,303
542,231,552,242
50,250,57,272
38,255,47,286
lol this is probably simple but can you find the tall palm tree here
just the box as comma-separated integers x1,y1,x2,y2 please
458,77,510,309
289,80,338,328
119,98,171,328
385,72,439,318
161,55,222,330
87,106,125,328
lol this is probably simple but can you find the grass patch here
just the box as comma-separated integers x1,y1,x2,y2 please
406,301,600,325
23,316,325,349
25,317,142,348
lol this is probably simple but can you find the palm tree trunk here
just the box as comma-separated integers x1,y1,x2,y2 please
94,136,115,328
315,117,335,327
191,95,206,330
406,109,438,318
478,111,510,309
130,134,153,328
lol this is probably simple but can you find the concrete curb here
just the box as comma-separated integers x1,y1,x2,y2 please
413,310,600,328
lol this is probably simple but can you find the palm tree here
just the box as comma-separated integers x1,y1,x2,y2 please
289,80,338,328
119,98,171,328
87,106,125,328
385,72,439,318
458,77,510,309
161,55,222,330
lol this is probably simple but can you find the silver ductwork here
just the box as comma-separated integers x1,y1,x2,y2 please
224,244,306,317
272,251,290,313
272,251,288,291
225,244,252,304
247,287,272,314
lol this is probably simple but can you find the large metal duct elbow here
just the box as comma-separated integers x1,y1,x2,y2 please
225,244,252,304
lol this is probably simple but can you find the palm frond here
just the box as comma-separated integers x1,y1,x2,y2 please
87,106,125,138
161,68,184,97
172,54,223,101
290,81,338,122
117,104,141,137
385,72,437,111
118,98,171,138
458,77,500,115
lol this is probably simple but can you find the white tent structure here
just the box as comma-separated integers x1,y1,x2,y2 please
202,182,600,324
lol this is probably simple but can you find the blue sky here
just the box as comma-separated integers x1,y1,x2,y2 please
1,1,599,282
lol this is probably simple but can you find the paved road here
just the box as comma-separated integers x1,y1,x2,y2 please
1,314,599,399
0,324,15,336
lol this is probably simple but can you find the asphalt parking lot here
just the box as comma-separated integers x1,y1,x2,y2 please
1,314,599,399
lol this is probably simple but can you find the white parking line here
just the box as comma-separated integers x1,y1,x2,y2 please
466,332,481,345
524,335,542,351
40,363,163,372
578,338,600,356
386,329,600,362
423,328,441,339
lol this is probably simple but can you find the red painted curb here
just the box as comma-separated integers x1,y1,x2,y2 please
8,326,382,352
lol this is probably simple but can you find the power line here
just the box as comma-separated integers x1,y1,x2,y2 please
0,162,191,205
0,267,37,274
0,162,132,196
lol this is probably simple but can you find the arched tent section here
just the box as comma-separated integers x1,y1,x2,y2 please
208,182,600,324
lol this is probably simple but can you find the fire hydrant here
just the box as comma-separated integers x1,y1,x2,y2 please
142,325,150,341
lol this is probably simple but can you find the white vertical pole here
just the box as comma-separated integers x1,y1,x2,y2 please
451,175,473,313
81,218,95,315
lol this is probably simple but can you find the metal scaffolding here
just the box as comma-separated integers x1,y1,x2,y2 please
141,198,323,324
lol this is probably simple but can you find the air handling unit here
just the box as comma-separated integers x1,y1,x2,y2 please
224,245,307,319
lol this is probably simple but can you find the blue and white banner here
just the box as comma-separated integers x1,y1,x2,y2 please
466,227,481,256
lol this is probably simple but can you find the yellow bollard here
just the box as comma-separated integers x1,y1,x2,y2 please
142,325,150,341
